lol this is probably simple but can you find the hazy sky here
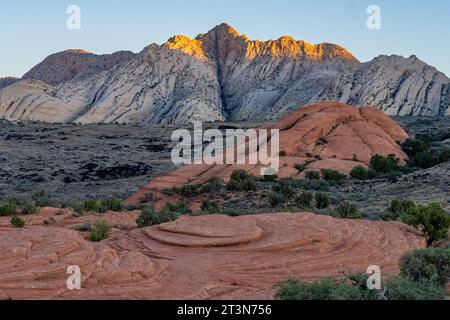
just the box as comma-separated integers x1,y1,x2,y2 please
1,0,449,78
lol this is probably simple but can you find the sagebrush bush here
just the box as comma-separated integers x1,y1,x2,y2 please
0,203,18,216
200,177,224,193
385,276,444,300
305,171,320,180
102,199,123,211
400,248,450,287
227,170,257,192
336,201,362,219
320,169,346,182
11,215,25,228
315,192,330,209
295,191,313,208
89,219,112,242
201,201,219,214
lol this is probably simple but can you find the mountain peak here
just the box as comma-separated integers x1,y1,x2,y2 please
207,23,241,37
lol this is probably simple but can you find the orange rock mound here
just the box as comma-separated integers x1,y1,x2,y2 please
126,102,408,206
0,213,424,300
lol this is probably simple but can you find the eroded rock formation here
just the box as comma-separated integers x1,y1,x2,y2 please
0,24,449,124
0,212,425,300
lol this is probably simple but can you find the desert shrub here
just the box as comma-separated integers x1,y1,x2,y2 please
20,202,38,215
139,193,160,204
101,199,123,212
409,150,437,169
349,166,377,180
336,201,362,219
279,150,287,157
294,164,306,172
275,275,376,300
402,203,450,246
305,171,320,180
402,138,431,157
280,179,329,192
400,248,450,287
438,148,450,163
31,189,59,207
163,201,191,215
267,191,285,207
273,182,295,199
89,219,112,242
369,154,399,174
179,184,201,197
136,205,180,228
11,215,25,228
315,192,330,209
201,201,219,214
200,177,224,193
388,199,416,216
0,203,18,216
384,276,445,300
320,169,346,182
82,200,106,213
295,191,313,208
227,170,257,192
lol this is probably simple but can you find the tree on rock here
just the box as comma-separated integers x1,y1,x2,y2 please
402,203,450,246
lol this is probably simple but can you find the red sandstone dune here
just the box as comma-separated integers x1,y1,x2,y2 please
0,212,424,300
125,102,409,206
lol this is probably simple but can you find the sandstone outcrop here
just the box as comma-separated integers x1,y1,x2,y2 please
1,24,449,124
126,102,408,205
0,212,425,300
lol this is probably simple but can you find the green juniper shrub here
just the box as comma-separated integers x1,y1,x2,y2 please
400,248,450,287
402,138,431,157
314,155,322,160
409,150,437,169
438,148,450,163
201,200,220,214
294,164,306,172
200,177,224,193
227,170,257,192
21,202,38,215
350,166,369,180
336,201,363,219
11,215,25,228
402,203,450,246
306,152,314,158
279,150,287,157
101,199,123,212
136,204,181,228
369,154,399,174
163,201,191,215
0,203,18,216
315,192,330,209
139,192,160,204
267,191,285,207
320,169,346,183
295,191,314,208
179,184,201,198
275,274,377,300
305,171,320,180
89,219,112,242
384,276,445,300
273,181,295,199
388,199,416,216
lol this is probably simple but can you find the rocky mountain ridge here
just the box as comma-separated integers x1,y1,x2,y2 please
0,23,449,124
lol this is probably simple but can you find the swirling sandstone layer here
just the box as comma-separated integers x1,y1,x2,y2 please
0,213,424,300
